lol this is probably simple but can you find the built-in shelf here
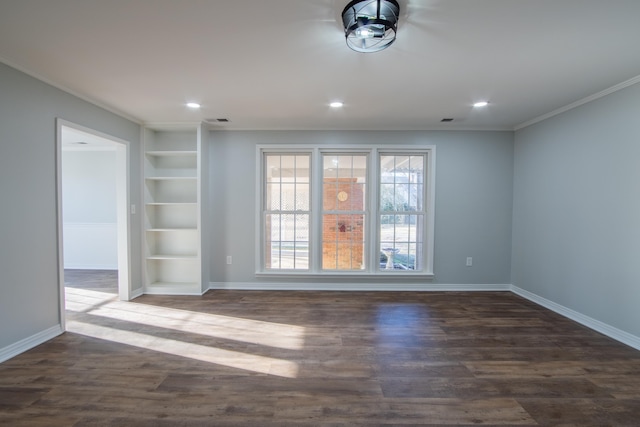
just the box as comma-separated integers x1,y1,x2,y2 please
142,125,209,296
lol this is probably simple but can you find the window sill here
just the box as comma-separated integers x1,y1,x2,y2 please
255,271,435,280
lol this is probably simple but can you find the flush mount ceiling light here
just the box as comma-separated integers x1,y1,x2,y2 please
473,101,489,108
186,102,201,109
342,0,400,53
329,101,344,108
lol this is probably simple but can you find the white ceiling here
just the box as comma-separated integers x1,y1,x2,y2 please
1,0,640,131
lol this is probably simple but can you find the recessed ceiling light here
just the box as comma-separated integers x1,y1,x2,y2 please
473,101,489,108
330,101,344,108
186,102,201,109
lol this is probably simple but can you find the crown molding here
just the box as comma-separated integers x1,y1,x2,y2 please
0,56,143,125
515,74,640,131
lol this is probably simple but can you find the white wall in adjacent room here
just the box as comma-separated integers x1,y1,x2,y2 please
62,149,117,269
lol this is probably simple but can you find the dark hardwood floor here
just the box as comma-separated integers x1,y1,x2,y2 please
1,271,640,425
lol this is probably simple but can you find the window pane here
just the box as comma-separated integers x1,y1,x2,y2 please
269,243,281,269
379,214,423,271
266,183,280,210
380,154,424,211
264,154,310,270
281,183,295,210
322,214,365,270
380,155,395,183
296,183,309,210
323,154,367,212
294,242,309,269
395,183,409,211
295,214,309,241
410,155,424,183
267,214,281,241
266,156,281,182
322,245,337,269
295,155,310,183
408,183,423,211
265,213,309,270
322,153,367,271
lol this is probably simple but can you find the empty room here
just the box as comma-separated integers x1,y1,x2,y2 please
1,0,640,425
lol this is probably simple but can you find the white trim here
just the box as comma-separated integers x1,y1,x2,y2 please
514,74,640,130
144,285,205,296
0,325,64,364
0,57,142,124
55,122,67,331
511,285,640,351
130,287,144,299
62,145,117,152
56,119,134,314
256,145,436,275
210,282,510,292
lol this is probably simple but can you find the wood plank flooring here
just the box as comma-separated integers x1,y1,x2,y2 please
1,270,639,425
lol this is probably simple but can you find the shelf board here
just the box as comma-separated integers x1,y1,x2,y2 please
146,227,197,232
146,150,197,157
145,176,197,181
146,202,198,206
146,254,198,260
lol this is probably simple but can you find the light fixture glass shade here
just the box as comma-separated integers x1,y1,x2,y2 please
342,0,400,53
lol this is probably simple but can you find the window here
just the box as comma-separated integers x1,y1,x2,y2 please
264,154,310,270
259,146,434,276
379,154,425,271
322,154,367,271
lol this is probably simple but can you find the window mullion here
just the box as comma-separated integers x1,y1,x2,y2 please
310,148,323,273
368,148,378,274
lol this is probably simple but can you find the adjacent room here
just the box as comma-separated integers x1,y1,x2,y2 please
1,0,640,425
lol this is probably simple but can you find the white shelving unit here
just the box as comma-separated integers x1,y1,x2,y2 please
142,124,209,295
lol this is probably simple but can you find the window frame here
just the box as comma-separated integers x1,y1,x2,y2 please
256,145,435,278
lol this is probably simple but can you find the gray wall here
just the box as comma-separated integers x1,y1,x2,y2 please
0,62,141,350
512,82,640,337
209,130,514,285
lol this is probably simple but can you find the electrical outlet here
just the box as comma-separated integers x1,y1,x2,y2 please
226,256,232,265
466,257,473,267
130,204,136,214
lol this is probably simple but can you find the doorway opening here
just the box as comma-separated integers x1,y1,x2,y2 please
56,120,131,329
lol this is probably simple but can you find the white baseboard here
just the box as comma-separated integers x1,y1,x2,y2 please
143,285,205,296
0,324,64,364
511,285,640,351
209,282,511,292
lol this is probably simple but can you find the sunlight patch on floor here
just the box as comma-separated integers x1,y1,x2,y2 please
67,320,300,378
65,287,306,350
